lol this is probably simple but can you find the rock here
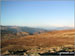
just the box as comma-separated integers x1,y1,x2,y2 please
3,50,10,55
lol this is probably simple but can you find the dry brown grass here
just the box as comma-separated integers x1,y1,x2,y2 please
1,29,75,53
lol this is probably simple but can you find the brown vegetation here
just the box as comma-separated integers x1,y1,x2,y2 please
1,29,75,55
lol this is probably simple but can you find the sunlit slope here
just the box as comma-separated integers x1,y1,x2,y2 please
1,29,75,52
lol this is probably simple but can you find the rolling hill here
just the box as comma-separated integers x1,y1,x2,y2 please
1,26,47,34
1,29,75,55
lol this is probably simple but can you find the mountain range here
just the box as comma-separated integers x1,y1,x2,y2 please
1,25,74,34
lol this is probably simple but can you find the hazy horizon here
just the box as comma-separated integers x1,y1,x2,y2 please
1,0,74,27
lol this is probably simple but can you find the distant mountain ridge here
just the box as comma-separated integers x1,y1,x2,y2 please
1,25,74,35
36,26,74,30
1,26,47,34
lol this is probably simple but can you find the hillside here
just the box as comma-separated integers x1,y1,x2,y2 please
1,29,75,55
1,26,47,34
1,26,47,40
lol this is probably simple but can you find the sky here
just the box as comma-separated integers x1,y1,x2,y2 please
1,0,74,27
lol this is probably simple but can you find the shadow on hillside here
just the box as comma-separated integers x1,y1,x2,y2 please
39,51,74,56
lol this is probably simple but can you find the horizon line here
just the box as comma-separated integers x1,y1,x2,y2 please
1,25,74,28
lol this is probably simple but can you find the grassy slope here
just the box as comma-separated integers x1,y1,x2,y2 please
1,29,75,53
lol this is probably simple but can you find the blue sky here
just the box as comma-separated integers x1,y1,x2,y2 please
1,1,74,27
